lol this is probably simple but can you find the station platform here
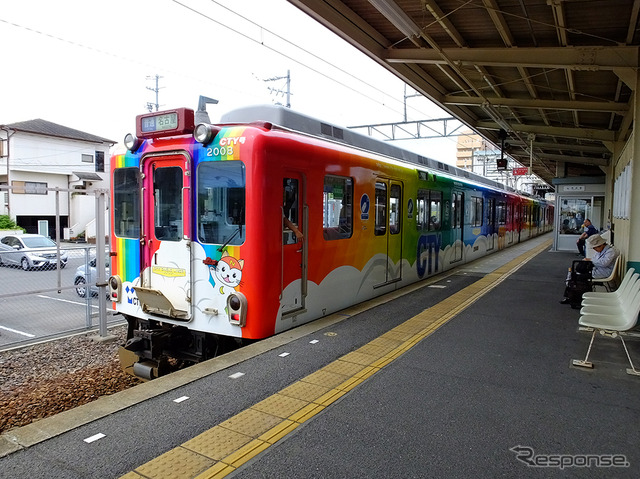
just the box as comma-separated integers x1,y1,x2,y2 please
2,233,640,478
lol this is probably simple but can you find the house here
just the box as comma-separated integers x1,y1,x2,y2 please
0,119,114,240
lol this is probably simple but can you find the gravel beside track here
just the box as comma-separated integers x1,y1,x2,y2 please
0,326,141,434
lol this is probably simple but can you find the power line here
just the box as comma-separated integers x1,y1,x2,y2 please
174,0,440,123
1,5,454,139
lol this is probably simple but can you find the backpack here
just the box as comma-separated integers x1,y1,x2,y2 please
566,260,594,309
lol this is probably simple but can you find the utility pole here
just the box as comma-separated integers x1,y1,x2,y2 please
264,70,291,108
146,74,163,112
403,84,421,122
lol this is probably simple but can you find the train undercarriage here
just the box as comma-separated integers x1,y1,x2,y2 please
120,315,245,379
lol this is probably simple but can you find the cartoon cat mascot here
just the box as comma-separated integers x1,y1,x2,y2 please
203,252,244,296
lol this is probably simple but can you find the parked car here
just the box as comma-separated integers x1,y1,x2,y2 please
0,234,69,270
74,255,109,297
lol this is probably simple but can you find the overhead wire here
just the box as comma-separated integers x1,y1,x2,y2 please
0,2,470,158
175,0,444,125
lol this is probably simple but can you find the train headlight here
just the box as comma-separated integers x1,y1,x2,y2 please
194,123,216,145
108,275,122,302
124,133,143,152
227,292,247,327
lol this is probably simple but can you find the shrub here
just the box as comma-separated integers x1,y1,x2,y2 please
0,215,24,231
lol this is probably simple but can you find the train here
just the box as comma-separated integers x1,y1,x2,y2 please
108,104,553,378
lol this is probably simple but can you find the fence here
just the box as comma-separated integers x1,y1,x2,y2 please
0,190,118,351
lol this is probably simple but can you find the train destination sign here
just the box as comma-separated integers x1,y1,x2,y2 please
136,108,195,138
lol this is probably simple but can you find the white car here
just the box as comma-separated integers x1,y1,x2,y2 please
74,255,109,297
0,234,69,270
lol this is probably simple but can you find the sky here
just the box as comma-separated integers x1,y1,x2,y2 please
1,0,460,163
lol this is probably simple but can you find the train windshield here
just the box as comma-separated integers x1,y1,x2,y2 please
113,167,141,238
197,161,246,245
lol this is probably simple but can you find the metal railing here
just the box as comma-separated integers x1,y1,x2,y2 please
0,190,118,351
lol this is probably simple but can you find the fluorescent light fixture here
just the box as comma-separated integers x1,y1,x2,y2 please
368,0,421,38
482,102,510,132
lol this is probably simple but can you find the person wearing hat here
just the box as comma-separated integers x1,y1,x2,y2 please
560,233,619,306
584,233,618,278
576,218,598,256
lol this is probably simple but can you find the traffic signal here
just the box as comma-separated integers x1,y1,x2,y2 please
497,129,508,170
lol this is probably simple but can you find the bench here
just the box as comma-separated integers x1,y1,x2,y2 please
572,272,640,376
582,268,637,308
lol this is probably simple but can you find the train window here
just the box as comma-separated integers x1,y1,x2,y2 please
153,166,183,241
487,198,495,226
416,190,428,230
389,184,401,234
374,182,387,236
323,175,353,240
113,167,141,239
429,191,442,231
417,190,441,231
471,197,483,227
197,161,246,245
498,201,506,225
452,192,463,228
283,178,300,245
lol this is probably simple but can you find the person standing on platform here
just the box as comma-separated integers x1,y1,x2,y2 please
576,218,597,257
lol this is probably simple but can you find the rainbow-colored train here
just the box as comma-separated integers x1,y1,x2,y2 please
108,105,553,378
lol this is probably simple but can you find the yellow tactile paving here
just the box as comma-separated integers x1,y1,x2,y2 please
120,472,144,479
339,350,380,366
220,438,271,468
218,409,282,438
357,342,395,358
251,393,309,418
193,462,236,479
123,239,552,479
353,365,379,379
302,369,351,389
258,419,299,443
182,426,253,460
313,388,348,406
321,359,367,377
134,446,216,479
279,380,331,402
382,329,420,342
368,336,404,350
288,403,326,423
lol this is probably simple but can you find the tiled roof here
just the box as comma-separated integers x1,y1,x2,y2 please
2,119,115,144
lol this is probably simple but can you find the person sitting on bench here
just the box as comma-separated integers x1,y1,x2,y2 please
560,234,619,307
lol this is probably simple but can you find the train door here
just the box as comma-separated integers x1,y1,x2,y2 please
451,191,464,262
281,174,307,315
137,154,192,320
506,202,514,245
374,179,403,285
486,197,496,251
522,204,531,240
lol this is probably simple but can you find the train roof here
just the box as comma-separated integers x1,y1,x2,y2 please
220,105,519,196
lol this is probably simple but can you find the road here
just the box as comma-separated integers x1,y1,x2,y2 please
0,246,119,349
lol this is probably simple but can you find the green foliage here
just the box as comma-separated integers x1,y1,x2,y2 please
0,215,24,231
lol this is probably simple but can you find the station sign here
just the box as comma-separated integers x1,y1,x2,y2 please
513,167,529,176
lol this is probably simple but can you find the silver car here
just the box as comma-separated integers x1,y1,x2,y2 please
0,234,69,270
74,256,109,297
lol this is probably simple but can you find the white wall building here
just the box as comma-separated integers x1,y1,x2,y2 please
0,119,114,240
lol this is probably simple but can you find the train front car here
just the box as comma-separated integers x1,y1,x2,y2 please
109,109,271,378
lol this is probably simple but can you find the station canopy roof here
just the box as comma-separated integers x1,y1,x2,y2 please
288,0,640,186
